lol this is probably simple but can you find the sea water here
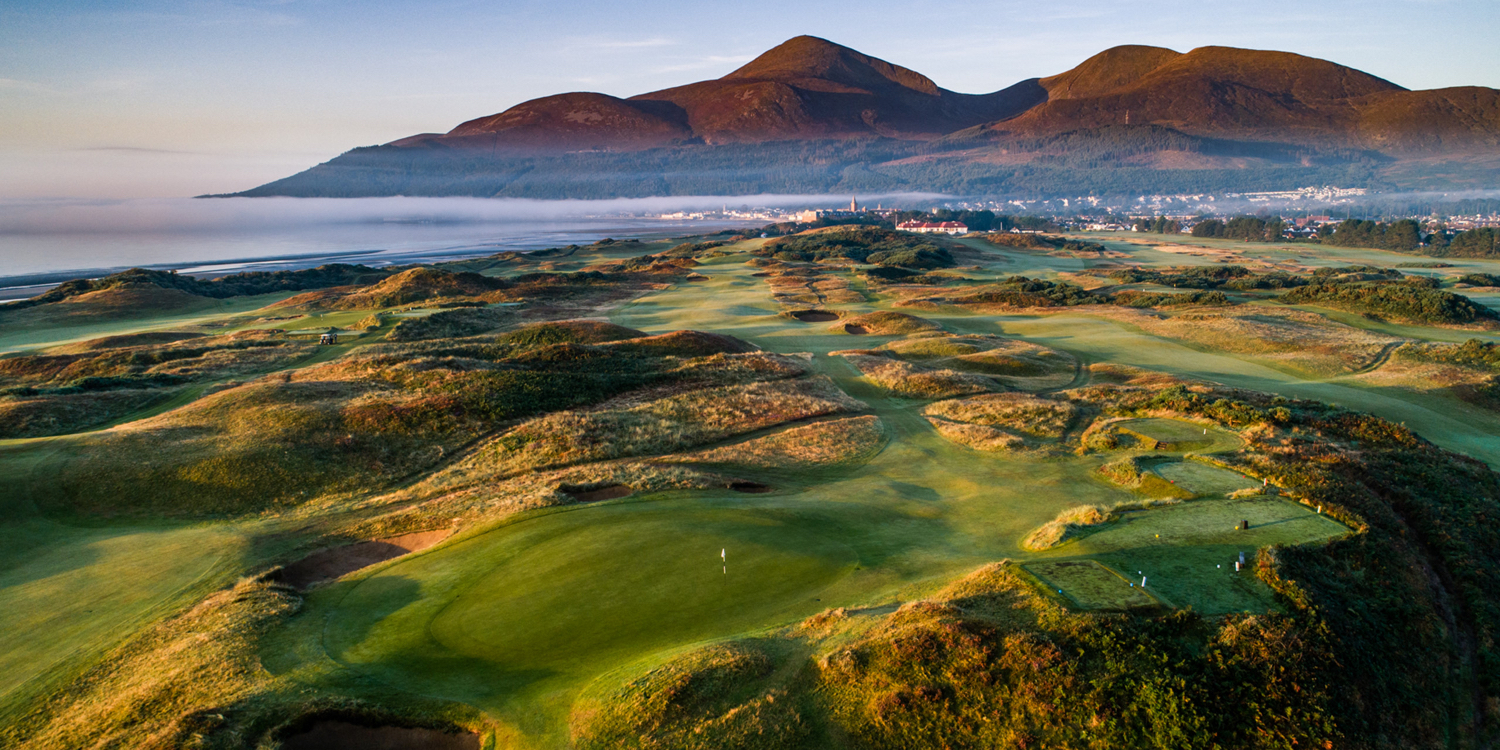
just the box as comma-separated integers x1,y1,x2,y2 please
0,196,777,298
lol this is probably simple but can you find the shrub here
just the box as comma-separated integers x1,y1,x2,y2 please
1281,282,1498,325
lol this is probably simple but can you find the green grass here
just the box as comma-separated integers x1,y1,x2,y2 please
0,292,300,354
301,500,855,732
1024,560,1159,610
1153,460,1261,495
1059,496,1350,613
0,520,243,717
1115,417,1244,453
0,444,249,720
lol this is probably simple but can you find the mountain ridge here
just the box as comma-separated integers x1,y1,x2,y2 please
231,36,1500,198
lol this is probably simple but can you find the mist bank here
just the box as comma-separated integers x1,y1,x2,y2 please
0,194,940,284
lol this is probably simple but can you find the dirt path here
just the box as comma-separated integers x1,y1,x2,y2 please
1349,339,1405,375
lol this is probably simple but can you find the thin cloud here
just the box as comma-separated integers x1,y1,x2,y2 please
595,37,677,49
652,55,754,74
0,78,55,94
74,146,202,155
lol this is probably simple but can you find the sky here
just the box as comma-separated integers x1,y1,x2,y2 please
3,0,1498,199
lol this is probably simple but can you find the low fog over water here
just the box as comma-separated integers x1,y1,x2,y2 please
0,193,944,288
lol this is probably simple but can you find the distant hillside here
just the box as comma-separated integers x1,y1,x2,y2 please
230,37,1500,199
960,45,1500,154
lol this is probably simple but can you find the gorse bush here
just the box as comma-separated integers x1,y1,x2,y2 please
1281,282,1498,324
1113,290,1229,308
946,276,1104,308
758,227,956,269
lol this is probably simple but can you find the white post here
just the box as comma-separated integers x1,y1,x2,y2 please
1141,576,1147,587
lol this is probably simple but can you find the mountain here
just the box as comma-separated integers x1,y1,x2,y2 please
957,45,1500,154
392,36,1046,151
230,37,1500,199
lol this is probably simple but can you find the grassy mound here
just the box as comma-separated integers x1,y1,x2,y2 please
834,353,998,399
759,267,863,307
833,311,941,336
56,331,205,351
1020,505,1112,550
923,393,1080,452
386,307,514,341
665,415,886,471
1021,498,1184,551
0,284,214,327
446,374,861,480
608,330,758,357
573,641,796,750
0,329,317,438
10,265,393,311
980,233,1108,255
496,320,645,348
1096,456,1196,499
877,333,1077,390
328,268,509,309
36,332,770,517
0,389,174,439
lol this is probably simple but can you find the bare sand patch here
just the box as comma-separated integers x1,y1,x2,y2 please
789,309,840,322
729,481,773,493
280,721,479,750
280,530,452,589
562,484,633,502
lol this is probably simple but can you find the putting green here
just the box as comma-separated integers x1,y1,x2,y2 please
309,499,860,728
1115,418,1244,453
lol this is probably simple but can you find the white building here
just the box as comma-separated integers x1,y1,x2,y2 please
896,221,969,235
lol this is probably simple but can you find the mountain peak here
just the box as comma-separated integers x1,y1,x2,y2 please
1040,45,1181,99
725,35,941,96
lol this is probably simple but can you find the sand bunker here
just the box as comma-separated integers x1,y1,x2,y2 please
789,309,839,322
280,530,451,589
280,721,479,750
843,324,869,334
563,484,634,502
729,481,773,493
